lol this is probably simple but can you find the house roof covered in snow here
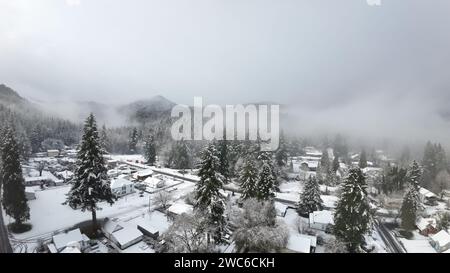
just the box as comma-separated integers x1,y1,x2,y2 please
136,169,154,177
53,229,83,251
60,246,81,253
111,224,143,247
309,210,334,225
430,230,450,246
168,202,193,216
103,218,124,235
419,187,437,198
143,177,164,188
110,178,133,189
416,217,437,231
134,217,159,235
287,234,311,253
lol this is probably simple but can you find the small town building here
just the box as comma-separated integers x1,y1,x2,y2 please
309,210,334,232
134,169,154,181
111,224,143,250
429,230,450,253
287,233,317,253
419,187,438,205
110,178,134,197
47,150,60,157
416,217,438,236
167,202,194,218
52,229,87,253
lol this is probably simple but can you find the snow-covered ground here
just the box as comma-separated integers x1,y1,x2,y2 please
4,186,152,240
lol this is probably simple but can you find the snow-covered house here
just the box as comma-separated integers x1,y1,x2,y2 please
416,217,438,236
111,224,143,250
110,178,134,198
167,202,194,218
292,160,319,173
134,169,154,181
52,229,87,253
275,202,288,217
135,217,160,240
143,176,165,189
56,170,74,182
102,218,124,240
24,171,64,187
429,230,450,252
303,147,322,158
287,234,317,253
419,187,438,205
309,210,334,232
46,150,60,157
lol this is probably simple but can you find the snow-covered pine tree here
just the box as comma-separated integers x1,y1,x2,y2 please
143,134,156,165
176,139,190,170
1,125,30,229
408,160,422,192
99,125,111,154
209,196,226,244
256,152,276,201
333,167,372,252
65,114,115,233
217,133,230,183
30,124,44,153
239,155,258,200
359,149,368,169
297,176,323,216
332,155,340,173
320,149,330,172
275,132,288,168
400,185,421,230
195,142,226,244
128,127,139,154
421,142,437,189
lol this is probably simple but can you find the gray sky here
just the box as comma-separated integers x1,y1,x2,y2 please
1,0,450,144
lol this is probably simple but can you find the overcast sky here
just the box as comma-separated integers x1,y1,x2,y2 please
1,0,450,144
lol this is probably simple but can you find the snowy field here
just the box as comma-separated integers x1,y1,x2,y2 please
3,186,153,240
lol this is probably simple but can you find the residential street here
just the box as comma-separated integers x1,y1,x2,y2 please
375,220,405,253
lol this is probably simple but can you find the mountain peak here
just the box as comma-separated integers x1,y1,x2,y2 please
0,84,27,105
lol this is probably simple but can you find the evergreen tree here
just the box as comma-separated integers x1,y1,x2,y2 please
30,124,44,153
333,134,349,163
217,133,230,183
239,155,258,200
256,152,276,201
422,141,437,189
143,134,156,165
65,114,115,232
332,155,340,173
1,125,30,228
195,142,226,244
128,127,139,154
400,185,421,230
334,168,372,252
169,139,190,170
297,176,323,216
408,161,422,191
99,125,111,154
320,149,330,172
359,149,368,169
275,132,288,168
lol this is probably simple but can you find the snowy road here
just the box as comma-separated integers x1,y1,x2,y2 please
375,220,405,253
